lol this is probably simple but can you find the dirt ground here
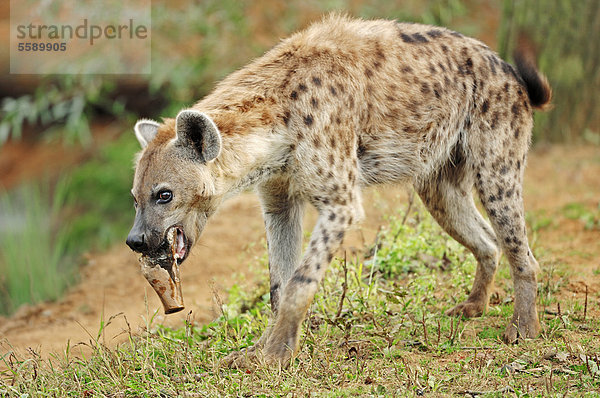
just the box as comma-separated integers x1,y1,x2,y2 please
1,145,599,359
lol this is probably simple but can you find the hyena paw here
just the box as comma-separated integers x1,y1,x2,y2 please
446,300,486,318
261,339,295,368
502,315,541,344
222,345,261,369
222,341,294,369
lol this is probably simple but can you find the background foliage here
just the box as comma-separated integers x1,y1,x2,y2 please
498,0,600,142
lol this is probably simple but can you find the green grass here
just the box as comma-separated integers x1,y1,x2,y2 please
2,200,599,396
561,202,600,230
0,180,74,314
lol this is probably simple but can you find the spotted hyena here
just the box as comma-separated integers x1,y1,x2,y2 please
126,15,551,367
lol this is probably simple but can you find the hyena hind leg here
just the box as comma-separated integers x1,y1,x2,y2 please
416,164,500,318
475,157,541,343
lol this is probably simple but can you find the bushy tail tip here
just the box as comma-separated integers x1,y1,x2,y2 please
513,38,552,111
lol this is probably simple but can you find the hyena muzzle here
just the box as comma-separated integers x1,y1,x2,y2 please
126,15,552,367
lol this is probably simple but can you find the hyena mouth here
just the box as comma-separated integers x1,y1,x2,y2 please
139,226,187,314
172,226,188,265
146,226,189,265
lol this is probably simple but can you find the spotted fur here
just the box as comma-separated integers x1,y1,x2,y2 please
129,15,552,367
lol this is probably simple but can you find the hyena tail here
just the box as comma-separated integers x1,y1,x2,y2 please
513,39,552,111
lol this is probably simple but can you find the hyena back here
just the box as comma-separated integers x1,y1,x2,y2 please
128,15,551,367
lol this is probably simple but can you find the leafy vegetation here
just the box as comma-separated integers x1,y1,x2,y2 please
2,201,598,396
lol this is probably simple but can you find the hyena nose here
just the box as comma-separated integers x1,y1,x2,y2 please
126,232,147,253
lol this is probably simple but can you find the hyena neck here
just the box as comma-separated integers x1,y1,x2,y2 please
206,109,290,198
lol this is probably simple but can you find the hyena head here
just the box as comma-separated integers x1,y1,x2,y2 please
126,109,222,264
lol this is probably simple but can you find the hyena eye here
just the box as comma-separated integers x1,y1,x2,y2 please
157,190,173,204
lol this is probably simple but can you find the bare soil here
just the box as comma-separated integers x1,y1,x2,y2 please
1,145,599,359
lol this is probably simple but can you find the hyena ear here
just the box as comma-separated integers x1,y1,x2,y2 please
134,119,160,148
175,109,222,163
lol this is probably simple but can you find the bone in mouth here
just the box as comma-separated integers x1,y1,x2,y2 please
139,227,184,314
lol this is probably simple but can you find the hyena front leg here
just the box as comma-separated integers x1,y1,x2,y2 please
259,177,305,314
260,196,359,366
256,178,305,349
223,178,304,366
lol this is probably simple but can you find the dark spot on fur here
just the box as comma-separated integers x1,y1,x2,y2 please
400,33,415,43
511,102,521,116
312,76,322,86
401,65,413,73
298,83,308,92
282,111,291,126
313,135,321,148
450,31,463,38
412,33,428,43
290,91,298,100
482,100,489,113
428,63,437,74
498,215,510,227
491,112,499,129
304,115,314,126
336,230,344,240
327,253,333,263
426,29,443,38
420,82,430,94
329,85,337,96
497,187,504,199
311,97,319,109
501,61,515,77
365,68,373,78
